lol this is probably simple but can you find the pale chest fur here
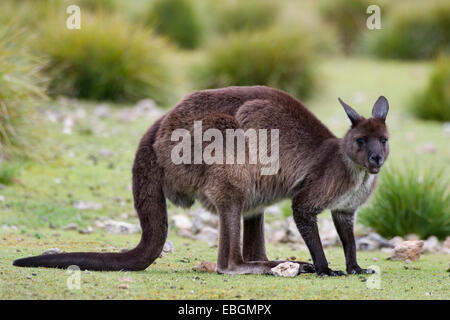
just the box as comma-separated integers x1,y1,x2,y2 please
327,170,377,212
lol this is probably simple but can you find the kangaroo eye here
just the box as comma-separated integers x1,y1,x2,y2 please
380,138,388,144
356,138,365,146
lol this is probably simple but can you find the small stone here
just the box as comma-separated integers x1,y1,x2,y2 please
191,208,218,234
442,236,450,254
193,261,217,273
101,220,140,235
78,226,93,234
63,223,78,230
178,228,193,238
271,262,300,277
94,104,110,119
389,241,424,261
270,230,287,244
194,227,218,244
389,236,404,247
73,201,103,210
170,214,192,230
405,234,420,241
265,205,282,215
159,240,174,258
42,248,64,255
422,236,441,254
118,284,129,289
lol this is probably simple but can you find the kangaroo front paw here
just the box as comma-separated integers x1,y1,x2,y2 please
316,267,347,277
347,265,375,275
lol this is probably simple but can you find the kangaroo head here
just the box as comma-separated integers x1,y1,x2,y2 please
339,96,389,174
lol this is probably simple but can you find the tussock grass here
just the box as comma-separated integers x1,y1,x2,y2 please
411,57,450,121
359,166,450,240
195,28,317,100
39,13,173,105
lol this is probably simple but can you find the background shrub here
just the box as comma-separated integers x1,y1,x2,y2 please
0,28,46,160
74,0,117,12
146,0,203,49
195,29,317,100
358,166,450,240
370,3,450,60
411,57,450,121
214,0,278,34
320,0,372,54
39,13,172,105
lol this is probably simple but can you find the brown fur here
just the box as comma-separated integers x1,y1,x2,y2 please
13,86,389,276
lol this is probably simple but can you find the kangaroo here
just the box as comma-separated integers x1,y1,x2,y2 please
13,86,389,276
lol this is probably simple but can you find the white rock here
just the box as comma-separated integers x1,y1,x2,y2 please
101,220,140,234
63,223,78,230
442,236,450,254
159,240,175,258
42,248,64,255
271,262,300,277
422,236,441,253
170,214,192,230
389,236,404,247
265,205,282,216
269,230,286,243
191,208,218,234
195,226,218,244
93,104,110,119
319,218,339,247
285,216,304,243
73,201,103,210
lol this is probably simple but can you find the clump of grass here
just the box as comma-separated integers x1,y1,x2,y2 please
74,0,117,12
358,166,450,240
0,162,20,184
411,56,450,121
39,13,172,105
195,28,317,100
146,0,203,49
320,0,373,54
369,3,450,60
214,0,278,34
0,28,47,160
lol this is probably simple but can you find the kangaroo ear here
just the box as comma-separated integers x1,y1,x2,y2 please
372,96,389,121
338,98,361,127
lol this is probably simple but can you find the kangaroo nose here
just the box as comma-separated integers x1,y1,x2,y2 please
369,154,383,167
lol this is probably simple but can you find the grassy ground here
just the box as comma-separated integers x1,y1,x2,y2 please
0,58,448,299
0,230,449,300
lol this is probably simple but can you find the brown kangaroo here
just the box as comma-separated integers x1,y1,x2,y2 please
14,86,389,276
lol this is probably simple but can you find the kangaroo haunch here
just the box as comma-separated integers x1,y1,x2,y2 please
13,86,389,276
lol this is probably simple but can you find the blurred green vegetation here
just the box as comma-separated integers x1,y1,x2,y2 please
411,56,450,121
213,0,279,34
38,12,172,104
0,28,46,161
146,0,203,49
194,28,317,99
369,2,450,60
359,166,450,240
320,0,374,54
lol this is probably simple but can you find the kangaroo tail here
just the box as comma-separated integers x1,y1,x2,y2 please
13,119,167,271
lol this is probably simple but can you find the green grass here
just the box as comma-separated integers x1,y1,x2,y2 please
359,166,450,240
0,58,448,300
1,230,449,300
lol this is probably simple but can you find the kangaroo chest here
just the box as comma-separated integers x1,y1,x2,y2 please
328,171,376,212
